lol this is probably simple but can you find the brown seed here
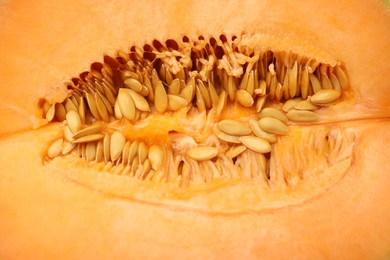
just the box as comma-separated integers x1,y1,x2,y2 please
187,146,218,161
236,89,254,108
144,76,155,102
226,145,247,159
240,136,272,153
124,78,143,92
127,88,150,112
148,145,164,170
78,97,86,123
259,107,288,123
55,103,67,121
167,94,188,111
73,124,103,139
286,109,320,122
227,75,236,101
66,110,82,134
73,134,105,144
48,138,63,159
110,131,126,161
259,117,288,135
154,81,168,113
336,66,348,90
311,89,341,104
217,120,251,136
248,119,277,143
118,88,136,120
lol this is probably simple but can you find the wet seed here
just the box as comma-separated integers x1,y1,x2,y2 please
118,88,136,120
167,94,188,111
66,110,82,134
85,142,97,162
217,120,252,136
240,136,272,153
236,89,254,108
311,89,341,104
187,146,218,161
226,145,247,159
73,124,103,139
248,119,277,143
259,117,288,135
259,107,288,123
48,138,63,159
286,109,319,122
110,131,126,161
127,88,150,112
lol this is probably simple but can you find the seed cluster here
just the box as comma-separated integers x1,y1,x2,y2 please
43,34,349,186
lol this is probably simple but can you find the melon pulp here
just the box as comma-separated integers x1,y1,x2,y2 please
1,0,390,259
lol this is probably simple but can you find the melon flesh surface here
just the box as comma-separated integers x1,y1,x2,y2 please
0,0,390,258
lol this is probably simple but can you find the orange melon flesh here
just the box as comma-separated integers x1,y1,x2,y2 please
0,0,390,258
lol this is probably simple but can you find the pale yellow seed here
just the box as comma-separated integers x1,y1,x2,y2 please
226,145,247,159
208,80,219,107
239,72,249,90
286,109,319,122
197,79,211,109
63,126,74,142
259,107,288,123
330,73,341,91
95,93,110,122
309,74,322,93
73,134,105,144
128,140,139,164
213,125,241,143
114,99,123,119
124,78,143,92
138,142,148,164
259,117,288,135
73,124,103,139
167,94,188,111
300,66,309,100
62,140,76,155
336,66,348,90
215,91,227,117
85,93,100,119
103,133,111,162
46,104,56,121
95,141,104,162
240,136,272,153
248,119,277,143
311,89,341,104
121,141,131,165
180,84,195,104
195,86,206,112
321,73,333,90
282,97,302,112
127,88,150,112
246,70,255,96
85,142,97,162
294,99,320,110
65,98,78,113
187,146,218,161
168,78,181,95
154,81,168,113
48,138,63,159
118,88,136,120
289,61,298,97
66,110,82,134
110,131,126,161
217,120,252,136
236,89,254,108
148,145,164,170
255,96,267,112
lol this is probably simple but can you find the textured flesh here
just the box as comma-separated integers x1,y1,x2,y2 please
0,0,390,258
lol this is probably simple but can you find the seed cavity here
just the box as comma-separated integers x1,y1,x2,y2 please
42,34,351,189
